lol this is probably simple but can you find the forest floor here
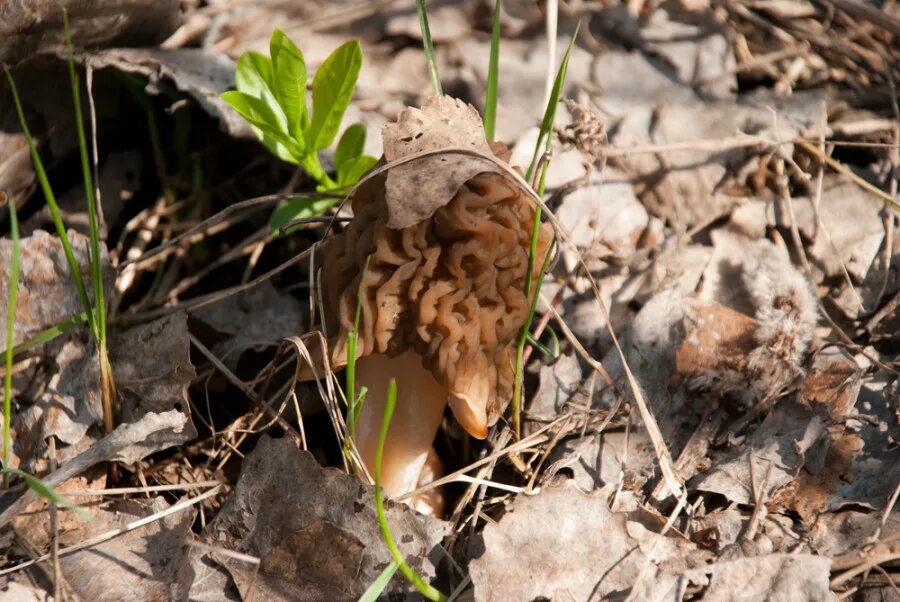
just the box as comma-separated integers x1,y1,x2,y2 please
0,0,898,600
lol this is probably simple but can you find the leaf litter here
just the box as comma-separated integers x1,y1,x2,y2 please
0,1,898,600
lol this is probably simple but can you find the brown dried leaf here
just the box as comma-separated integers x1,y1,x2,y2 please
83,48,246,137
109,311,197,444
0,230,109,348
0,0,181,64
690,554,833,602
191,436,449,599
53,497,194,602
230,522,365,602
693,399,827,505
470,482,699,600
381,95,502,229
193,281,304,371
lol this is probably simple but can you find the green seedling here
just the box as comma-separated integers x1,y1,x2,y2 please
345,256,372,468
416,0,443,96
3,197,19,487
222,30,377,230
512,24,580,438
483,0,502,141
373,379,447,602
1,467,91,521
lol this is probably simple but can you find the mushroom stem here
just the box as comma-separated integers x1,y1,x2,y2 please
354,349,450,500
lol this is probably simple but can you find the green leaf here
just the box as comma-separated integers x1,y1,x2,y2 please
235,51,274,98
307,40,363,151
334,123,366,170
3,468,91,521
484,0,501,141
270,196,340,232
270,30,308,139
337,154,377,187
358,560,400,602
221,90,300,163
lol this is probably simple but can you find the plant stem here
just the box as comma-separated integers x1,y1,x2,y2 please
3,199,20,487
374,379,447,602
416,0,443,96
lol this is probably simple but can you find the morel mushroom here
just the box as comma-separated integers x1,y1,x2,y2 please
301,98,553,511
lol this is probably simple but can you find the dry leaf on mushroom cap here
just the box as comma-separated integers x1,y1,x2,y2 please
299,95,553,508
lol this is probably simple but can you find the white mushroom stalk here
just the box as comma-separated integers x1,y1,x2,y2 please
353,350,448,504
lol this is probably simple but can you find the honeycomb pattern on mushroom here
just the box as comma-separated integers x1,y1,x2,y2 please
321,171,553,436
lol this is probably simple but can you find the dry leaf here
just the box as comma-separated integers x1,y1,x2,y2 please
0,0,181,64
691,553,833,602
191,435,449,599
470,482,699,600
0,230,110,348
230,522,365,601
109,311,197,443
193,281,304,371
84,48,246,137
381,95,503,229
693,399,827,505
54,497,194,602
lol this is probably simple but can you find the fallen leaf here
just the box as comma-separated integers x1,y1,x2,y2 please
109,311,197,443
689,553,833,602
692,399,827,505
191,435,449,599
381,95,504,229
57,497,195,602
0,0,182,64
231,522,365,602
0,410,191,529
193,281,304,371
469,482,699,600
543,430,659,493
0,230,109,348
526,352,583,423
84,48,246,137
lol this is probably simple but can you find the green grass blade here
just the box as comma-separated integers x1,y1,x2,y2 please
2,467,91,520
374,380,447,602
4,313,88,358
484,0,502,141
416,0,443,96
63,10,106,346
512,24,579,437
3,67,96,337
525,23,580,183
345,255,372,453
358,560,400,602
3,198,20,481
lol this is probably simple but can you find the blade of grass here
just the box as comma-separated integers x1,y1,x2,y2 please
525,23,580,183
6,313,88,357
3,197,20,487
483,0,502,141
416,0,443,96
3,67,95,338
374,379,447,602
63,11,116,434
1,467,91,521
346,255,372,461
512,24,579,438
358,560,400,602
64,11,105,347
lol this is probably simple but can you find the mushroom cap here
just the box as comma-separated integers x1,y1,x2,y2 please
302,163,552,439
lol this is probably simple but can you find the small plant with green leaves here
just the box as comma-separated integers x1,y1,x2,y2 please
221,30,377,229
